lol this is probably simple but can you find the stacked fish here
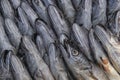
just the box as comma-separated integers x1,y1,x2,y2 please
0,0,120,80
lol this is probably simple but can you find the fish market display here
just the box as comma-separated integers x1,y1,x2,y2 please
0,0,120,80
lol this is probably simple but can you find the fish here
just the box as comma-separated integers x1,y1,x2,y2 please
1,0,15,20
35,19,55,49
20,36,55,80
35,20,56,65
9,0,21,9
32,0,51,26
10,51,32,80
48,43,70,80
48,5,69,37
92,0,107,26
56,0,76,23
94,25,120,74
75,0,92,30
59,34,108,80
72,23,92,61
5,18,22,50
89,29,120,80
0,50,13,80
36,35,50,65
21,1,38,27
17,7,35,37
0,16,15,53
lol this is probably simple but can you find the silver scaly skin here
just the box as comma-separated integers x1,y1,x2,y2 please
94,25,120,74
72,23,92,61
89,29,120,80
59,34,108,80
20,36,55,80
4,18,22,50
10,52,32,80
56,0,76,23
1,0,15,20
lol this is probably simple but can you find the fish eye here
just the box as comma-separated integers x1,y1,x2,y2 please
72,50,79,56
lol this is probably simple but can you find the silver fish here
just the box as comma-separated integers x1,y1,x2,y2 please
36,35,49,65
20,36,55,80
92,0,107,26
5,18,22,50
89,29,120,80
9,0,21,9
1,0,15,20
32,0,50,25
0,50,13,80
21,1,38,27
94,25,120,73
0,17,15,53
48,5,69,37
17,7,34,37
48,43,70,80
10,52,32,80
56,0,76,23
35,19,55,49
41,0,56,7
75,0,92,30
72,23,92,61
59,34,108,80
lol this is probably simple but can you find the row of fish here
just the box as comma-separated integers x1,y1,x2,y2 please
0,0,120,80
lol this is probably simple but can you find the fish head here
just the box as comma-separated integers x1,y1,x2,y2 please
60,34,90,72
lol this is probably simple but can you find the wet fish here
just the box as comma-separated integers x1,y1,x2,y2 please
48,43,70,80
20,36,55,80
1,0,15,20
41,0,56,7
92,0,107,26
56,0,76,23
21,1,38,27
75,0,92,30
94,25,120,73
36,35,49,65
72,23,92,61
89,29,120,80
5,18,22,50
17,7,34,37
0,16,15,53
35,20,56,65
59,34,108,80
0,50,13,80
35,19,55,49
32,0,50,26
9,0,21,9
10,52,32,80
48,5,69,37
